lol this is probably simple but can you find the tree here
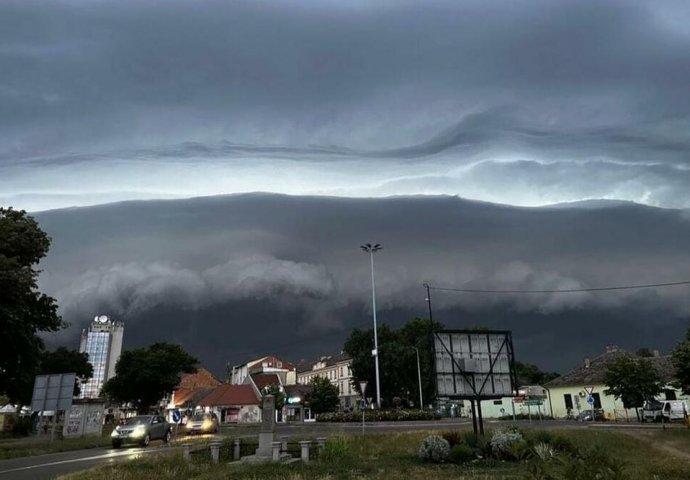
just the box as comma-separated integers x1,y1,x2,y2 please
672,327,690,395
603,353,662,420
38,347,93,397
514,362,560,387
0,208,64,404
344,317,443,408
306,376,340,414
101,343,198,412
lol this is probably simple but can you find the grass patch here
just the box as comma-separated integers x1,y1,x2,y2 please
55,429,690,480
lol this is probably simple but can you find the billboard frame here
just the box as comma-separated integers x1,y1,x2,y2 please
431,329,517,435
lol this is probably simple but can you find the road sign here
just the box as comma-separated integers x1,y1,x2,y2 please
172,409,181,423
360,381,368,396
524,399,543,406
584,386,594,395
587,395,595,406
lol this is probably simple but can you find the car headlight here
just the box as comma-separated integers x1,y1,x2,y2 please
202,420,212,430
130,425,146,437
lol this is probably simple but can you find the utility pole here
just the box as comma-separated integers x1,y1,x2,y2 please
361,243,382,409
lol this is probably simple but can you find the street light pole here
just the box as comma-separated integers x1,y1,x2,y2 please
360,243,382,409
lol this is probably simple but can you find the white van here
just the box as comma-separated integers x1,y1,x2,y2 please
642,400,688,422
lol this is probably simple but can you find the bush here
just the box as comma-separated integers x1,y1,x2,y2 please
449,443,476,464
441,430,463,447
317,410,441,422
490,429,525,460
417,435,450,463
320,436,351,463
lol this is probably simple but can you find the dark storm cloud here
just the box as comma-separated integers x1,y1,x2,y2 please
2,0,690,209
35,194,690,375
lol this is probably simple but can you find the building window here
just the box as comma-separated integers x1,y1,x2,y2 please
564,394,573,411
664,389,677,400
493,400,502,405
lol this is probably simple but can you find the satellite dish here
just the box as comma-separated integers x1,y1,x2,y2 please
98,315,109,324
94,316,99,323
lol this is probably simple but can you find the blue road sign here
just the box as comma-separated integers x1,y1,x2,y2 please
586,395,595,406
359,399,366,409
172,409,181,423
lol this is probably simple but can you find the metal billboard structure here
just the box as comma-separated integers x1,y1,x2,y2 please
432,330,516,435
31,373,77,412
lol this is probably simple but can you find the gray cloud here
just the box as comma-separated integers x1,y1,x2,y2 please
34,194,690,373
1,0,690,210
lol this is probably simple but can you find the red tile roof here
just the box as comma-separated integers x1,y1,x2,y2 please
251,373,281,391
173,387,216,407
177,367,222,390
199,384,260,407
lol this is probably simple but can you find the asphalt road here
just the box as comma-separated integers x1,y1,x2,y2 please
0,419,679,480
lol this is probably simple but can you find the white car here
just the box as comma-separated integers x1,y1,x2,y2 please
642,400,688,422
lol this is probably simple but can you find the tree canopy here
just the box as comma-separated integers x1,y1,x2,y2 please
672,327,690,396
101,342,198,412
306,376,340,414
39,347,93,397
603,353,662,412
0,208,64,404
514,362,560,387
343,317,442,408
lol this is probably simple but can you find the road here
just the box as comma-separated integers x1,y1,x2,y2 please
0,419,680,480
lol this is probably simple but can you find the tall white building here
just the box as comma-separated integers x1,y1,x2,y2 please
78,315,124,399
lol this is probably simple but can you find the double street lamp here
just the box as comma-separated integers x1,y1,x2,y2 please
360,243,382,409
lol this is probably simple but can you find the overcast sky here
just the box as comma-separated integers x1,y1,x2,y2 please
2,0,690,210
3,0,690,375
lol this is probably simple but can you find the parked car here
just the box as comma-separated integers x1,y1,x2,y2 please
642,400,688,423
575,409,605,422
111,415,171,448
185,412,219,434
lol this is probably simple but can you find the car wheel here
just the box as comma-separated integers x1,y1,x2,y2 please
112,440,122,449
164,430,171,443
140,434,150,447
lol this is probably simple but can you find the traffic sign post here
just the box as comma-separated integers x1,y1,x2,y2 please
587,394,595,422
172,408,181,440
360,381,368,434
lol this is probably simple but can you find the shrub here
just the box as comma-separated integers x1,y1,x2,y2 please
317,410,441,422
417,435,450,463
320,436,351,463
441,430,463,447
489,429,525,459
449,443,476,464
532,442,557,461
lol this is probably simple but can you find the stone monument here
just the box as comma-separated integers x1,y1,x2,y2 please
255,394,276,459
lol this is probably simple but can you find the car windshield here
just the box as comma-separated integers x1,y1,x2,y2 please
192,414,210,421
645,400,662,409
124,416,152,425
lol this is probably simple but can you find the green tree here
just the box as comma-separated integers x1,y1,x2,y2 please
603,353,662,420
101,343,198,412
515,362,560,386
672,327,690,395
0,208,64,404
39,347,93,397
344,317,442,408
306,376,340,414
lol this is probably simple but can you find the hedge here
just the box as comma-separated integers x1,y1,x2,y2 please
316,409,442,422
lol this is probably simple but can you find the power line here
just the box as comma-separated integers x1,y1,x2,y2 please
428,280,690,294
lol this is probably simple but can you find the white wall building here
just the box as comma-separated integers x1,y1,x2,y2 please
78,315,124,399
296,353,358,409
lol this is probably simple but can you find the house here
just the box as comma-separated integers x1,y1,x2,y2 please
230,356,296,386
166,367,222,419
544,345,687,420
296,353,358,409
198,384,261,423
476,385,550,419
